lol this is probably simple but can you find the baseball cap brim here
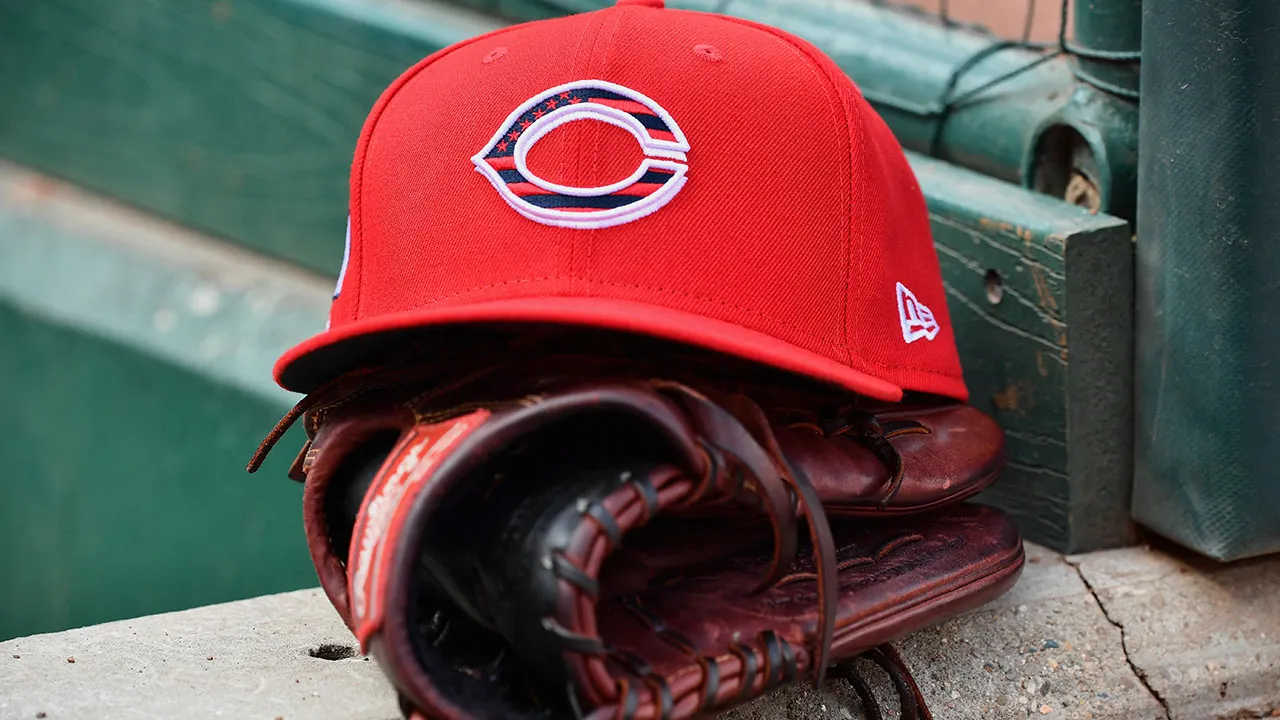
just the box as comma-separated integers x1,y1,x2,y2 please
273,297,905,401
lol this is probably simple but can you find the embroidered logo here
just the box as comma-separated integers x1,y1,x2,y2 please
472,80,690,229
896,282,940,343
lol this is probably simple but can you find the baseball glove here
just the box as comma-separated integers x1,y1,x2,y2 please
249,353,1023,720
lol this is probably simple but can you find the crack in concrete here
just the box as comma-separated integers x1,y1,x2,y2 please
1066,558,1173,720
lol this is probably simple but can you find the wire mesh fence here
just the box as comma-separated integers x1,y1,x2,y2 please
863,0,1141,101
868,0,1075,44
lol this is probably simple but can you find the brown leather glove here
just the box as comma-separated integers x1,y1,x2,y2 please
249,359,1022,720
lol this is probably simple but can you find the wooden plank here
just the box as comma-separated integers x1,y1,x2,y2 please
0,300,315,641
0,0,501,276
0,160,331,405
0,161,329,640
910,152,1135,553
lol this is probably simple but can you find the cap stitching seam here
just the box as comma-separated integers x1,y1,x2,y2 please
564,11,595,288
585,10,627,293
574,12,613,291
398,276,962,379
708,15,855,368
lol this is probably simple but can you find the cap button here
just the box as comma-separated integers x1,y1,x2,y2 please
616,0,665,7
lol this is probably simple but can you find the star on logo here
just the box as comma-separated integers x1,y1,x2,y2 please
568,97,583,104
519,119,532,130
546,99,559,109
532,109,545,119
496,140,508,152
507,130,519,141
559,91,571,99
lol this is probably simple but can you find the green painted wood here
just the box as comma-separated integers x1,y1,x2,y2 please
0,299,314,641
0,160,332,407
0,161,333,641
0,0,501,276
0,0,1137,284
909,152,1135,553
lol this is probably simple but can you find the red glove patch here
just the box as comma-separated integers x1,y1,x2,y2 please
347,410,490,648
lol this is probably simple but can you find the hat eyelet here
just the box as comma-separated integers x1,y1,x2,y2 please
693,44,723,62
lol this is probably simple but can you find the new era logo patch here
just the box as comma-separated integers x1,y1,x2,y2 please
896,282,940,343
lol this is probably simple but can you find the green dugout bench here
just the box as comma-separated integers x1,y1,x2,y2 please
1,0,1275,641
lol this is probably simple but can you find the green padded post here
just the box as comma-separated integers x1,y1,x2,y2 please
1134,0,1280,560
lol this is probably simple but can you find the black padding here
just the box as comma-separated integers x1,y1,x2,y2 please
414,410,682,696
324,432,399,562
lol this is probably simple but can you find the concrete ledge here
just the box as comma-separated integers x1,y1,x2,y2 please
5,540,1275,719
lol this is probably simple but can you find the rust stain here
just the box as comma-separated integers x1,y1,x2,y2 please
19,175,59,202
1036,350,1048,377
992,385,1021,412
1031,267,1059,312
1017,225,1035,254
978,217,1015,235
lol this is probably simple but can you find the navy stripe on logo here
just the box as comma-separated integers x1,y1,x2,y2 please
631,113,668,132
637,170,674,184
576,88,629,102
503,169,670,187
523,194,645,209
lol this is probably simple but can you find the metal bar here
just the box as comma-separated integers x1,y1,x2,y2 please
1071,0,1142,99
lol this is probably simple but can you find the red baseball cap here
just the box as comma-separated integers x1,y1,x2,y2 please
274,0,967,403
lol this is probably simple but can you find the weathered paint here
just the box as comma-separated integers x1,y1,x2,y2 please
910,152,1135,553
